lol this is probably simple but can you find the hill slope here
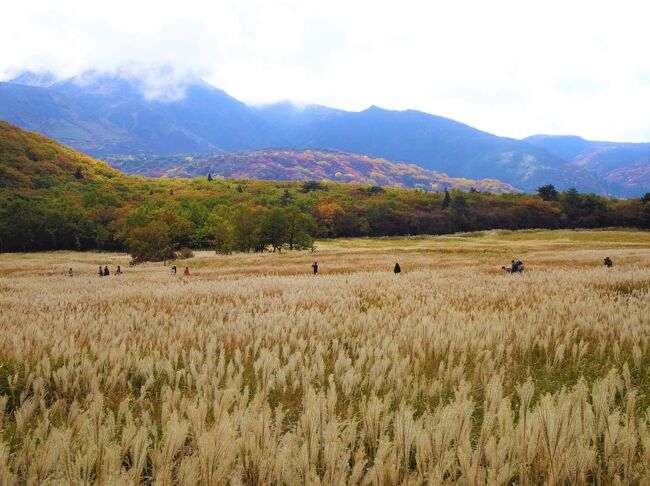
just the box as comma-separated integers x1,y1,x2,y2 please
255,104,608,193
0,71,609,193
1,122,648,254
525,135,650,195
0,82,136,155
109,149,518,192
0,120,120,189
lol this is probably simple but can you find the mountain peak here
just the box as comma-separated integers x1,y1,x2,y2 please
9,70,58,88
526,134,587,143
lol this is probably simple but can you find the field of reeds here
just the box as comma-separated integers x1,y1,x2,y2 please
1,229,650,484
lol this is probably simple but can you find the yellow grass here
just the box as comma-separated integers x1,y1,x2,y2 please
0,229,649,484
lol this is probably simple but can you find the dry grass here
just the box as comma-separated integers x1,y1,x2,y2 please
0,229,649,484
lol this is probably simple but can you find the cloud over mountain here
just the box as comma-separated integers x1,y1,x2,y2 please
2,1,650,141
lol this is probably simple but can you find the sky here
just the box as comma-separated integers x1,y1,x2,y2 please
2,0,650,142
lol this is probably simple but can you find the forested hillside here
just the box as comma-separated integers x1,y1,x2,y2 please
1,122,649,259
526,134,650,194
109,149,517,193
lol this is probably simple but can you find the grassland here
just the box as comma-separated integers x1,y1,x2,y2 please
0,229,649,484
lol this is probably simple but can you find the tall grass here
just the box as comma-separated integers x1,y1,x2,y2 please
0,231,649,484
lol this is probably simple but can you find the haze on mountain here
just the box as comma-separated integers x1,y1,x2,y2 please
3,1,650,141
2,70,637,195
3,1,650,196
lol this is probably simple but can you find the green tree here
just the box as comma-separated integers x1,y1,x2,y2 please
125,222,173,263
279,189,294,206
450,192,471,231
213,217,234,254
285,206,316,250
441,189,451,209
537,184,558,201
231,205,262,252
301,180,328,193
641,193,650,204
262,207,289,252
451,193,468,214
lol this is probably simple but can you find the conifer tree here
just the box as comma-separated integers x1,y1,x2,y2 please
442,189,451,209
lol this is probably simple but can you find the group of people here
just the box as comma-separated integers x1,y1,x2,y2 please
67,255,616,279
97,265,122,277
308,257,616,276
499,257,614,274
67,265,192,278
68,266,122,277
309,261,402,275
170,266,191,277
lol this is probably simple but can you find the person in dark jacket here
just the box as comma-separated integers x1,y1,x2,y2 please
116,265,123,275
103,265,110,276
99,266,104,277
604,257,613,268
502,260,524,273
311,262,318,275
394,262,401,274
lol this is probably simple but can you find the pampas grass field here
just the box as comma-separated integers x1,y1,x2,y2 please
1,229,649,484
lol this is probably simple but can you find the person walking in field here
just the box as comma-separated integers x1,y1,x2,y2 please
394,262,401,274
184,267,190,277
502,260,524,273
99,266,104,277
68,268,74,277
311,262,318,275
604,256,613,268
103,265,110,277
171,265,177,275
116,265,123,275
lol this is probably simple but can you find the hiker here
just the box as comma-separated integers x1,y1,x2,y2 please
312,262,318,275
394,262,401,274
116,265,123,275
68,268,74,277
502,260,524,273
604,257,613,268
184,267,190,277
99,266,104,277
103,265,110,277
171,265,177,275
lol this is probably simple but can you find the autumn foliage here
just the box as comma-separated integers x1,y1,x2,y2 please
1,121,650,260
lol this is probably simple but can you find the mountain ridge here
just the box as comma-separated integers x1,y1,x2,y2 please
0,70,648,196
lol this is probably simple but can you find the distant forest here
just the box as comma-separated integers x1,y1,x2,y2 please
1,121,650,260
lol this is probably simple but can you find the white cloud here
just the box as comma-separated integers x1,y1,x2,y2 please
1,0,650,141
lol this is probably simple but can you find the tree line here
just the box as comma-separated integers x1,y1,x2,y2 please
1,177,650,262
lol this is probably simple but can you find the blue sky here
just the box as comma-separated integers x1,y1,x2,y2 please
2,0,650,142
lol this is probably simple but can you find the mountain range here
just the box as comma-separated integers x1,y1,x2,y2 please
1,71,649,196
